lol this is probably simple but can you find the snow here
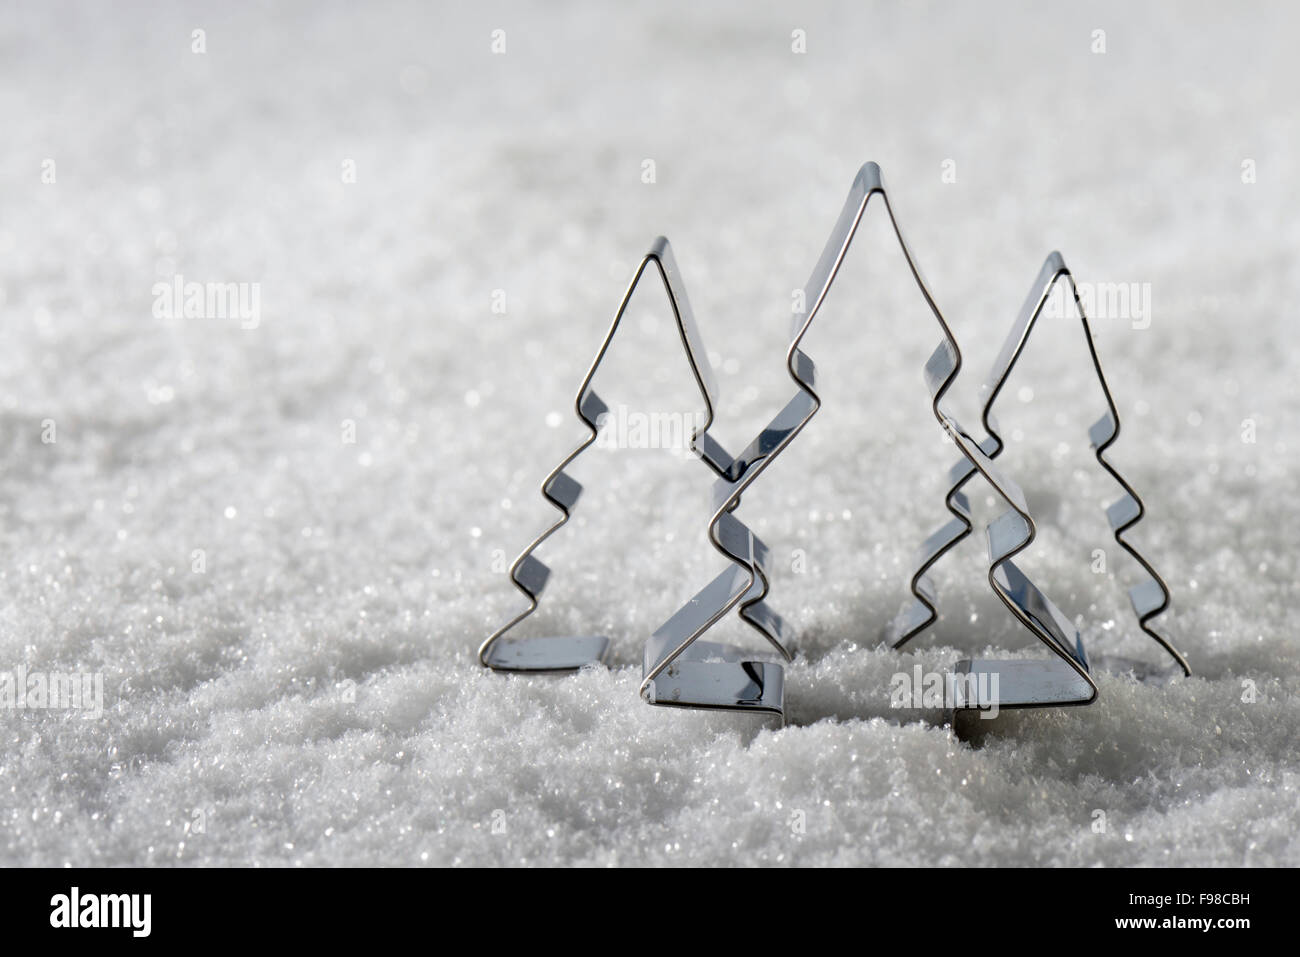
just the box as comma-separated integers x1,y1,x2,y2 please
0,0,1296,866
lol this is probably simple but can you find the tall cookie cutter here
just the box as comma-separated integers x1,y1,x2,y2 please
890,252,1190,713
639,162,1097,720
479,237,735,672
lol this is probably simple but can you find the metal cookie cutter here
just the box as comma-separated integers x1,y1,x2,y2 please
890,252,1190,714
639,161,1064,721
479,237,735,673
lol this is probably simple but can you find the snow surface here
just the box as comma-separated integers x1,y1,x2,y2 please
1,0,1297,866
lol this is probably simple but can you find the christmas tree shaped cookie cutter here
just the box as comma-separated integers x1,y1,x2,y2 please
479,237,736,673
889,252,1190,714
639,162,1090,721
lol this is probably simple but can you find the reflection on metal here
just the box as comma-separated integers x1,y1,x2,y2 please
892,252,1190,715
641,162,1098,722
481,163,1188,727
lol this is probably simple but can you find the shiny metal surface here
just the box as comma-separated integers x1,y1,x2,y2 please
481,164,1183,724
935,420,1100,712
480,237,733,672
640,161,1034,720
892,252,1189,715
951,658,1095,711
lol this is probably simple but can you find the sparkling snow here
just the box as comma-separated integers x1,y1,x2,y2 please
0,1,1296,865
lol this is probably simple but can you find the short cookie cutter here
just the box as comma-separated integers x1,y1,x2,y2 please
479,237,735,672
890,252,1190,713
639,162,1092,721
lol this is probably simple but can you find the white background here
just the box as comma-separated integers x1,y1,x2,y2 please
0,0,1295,865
